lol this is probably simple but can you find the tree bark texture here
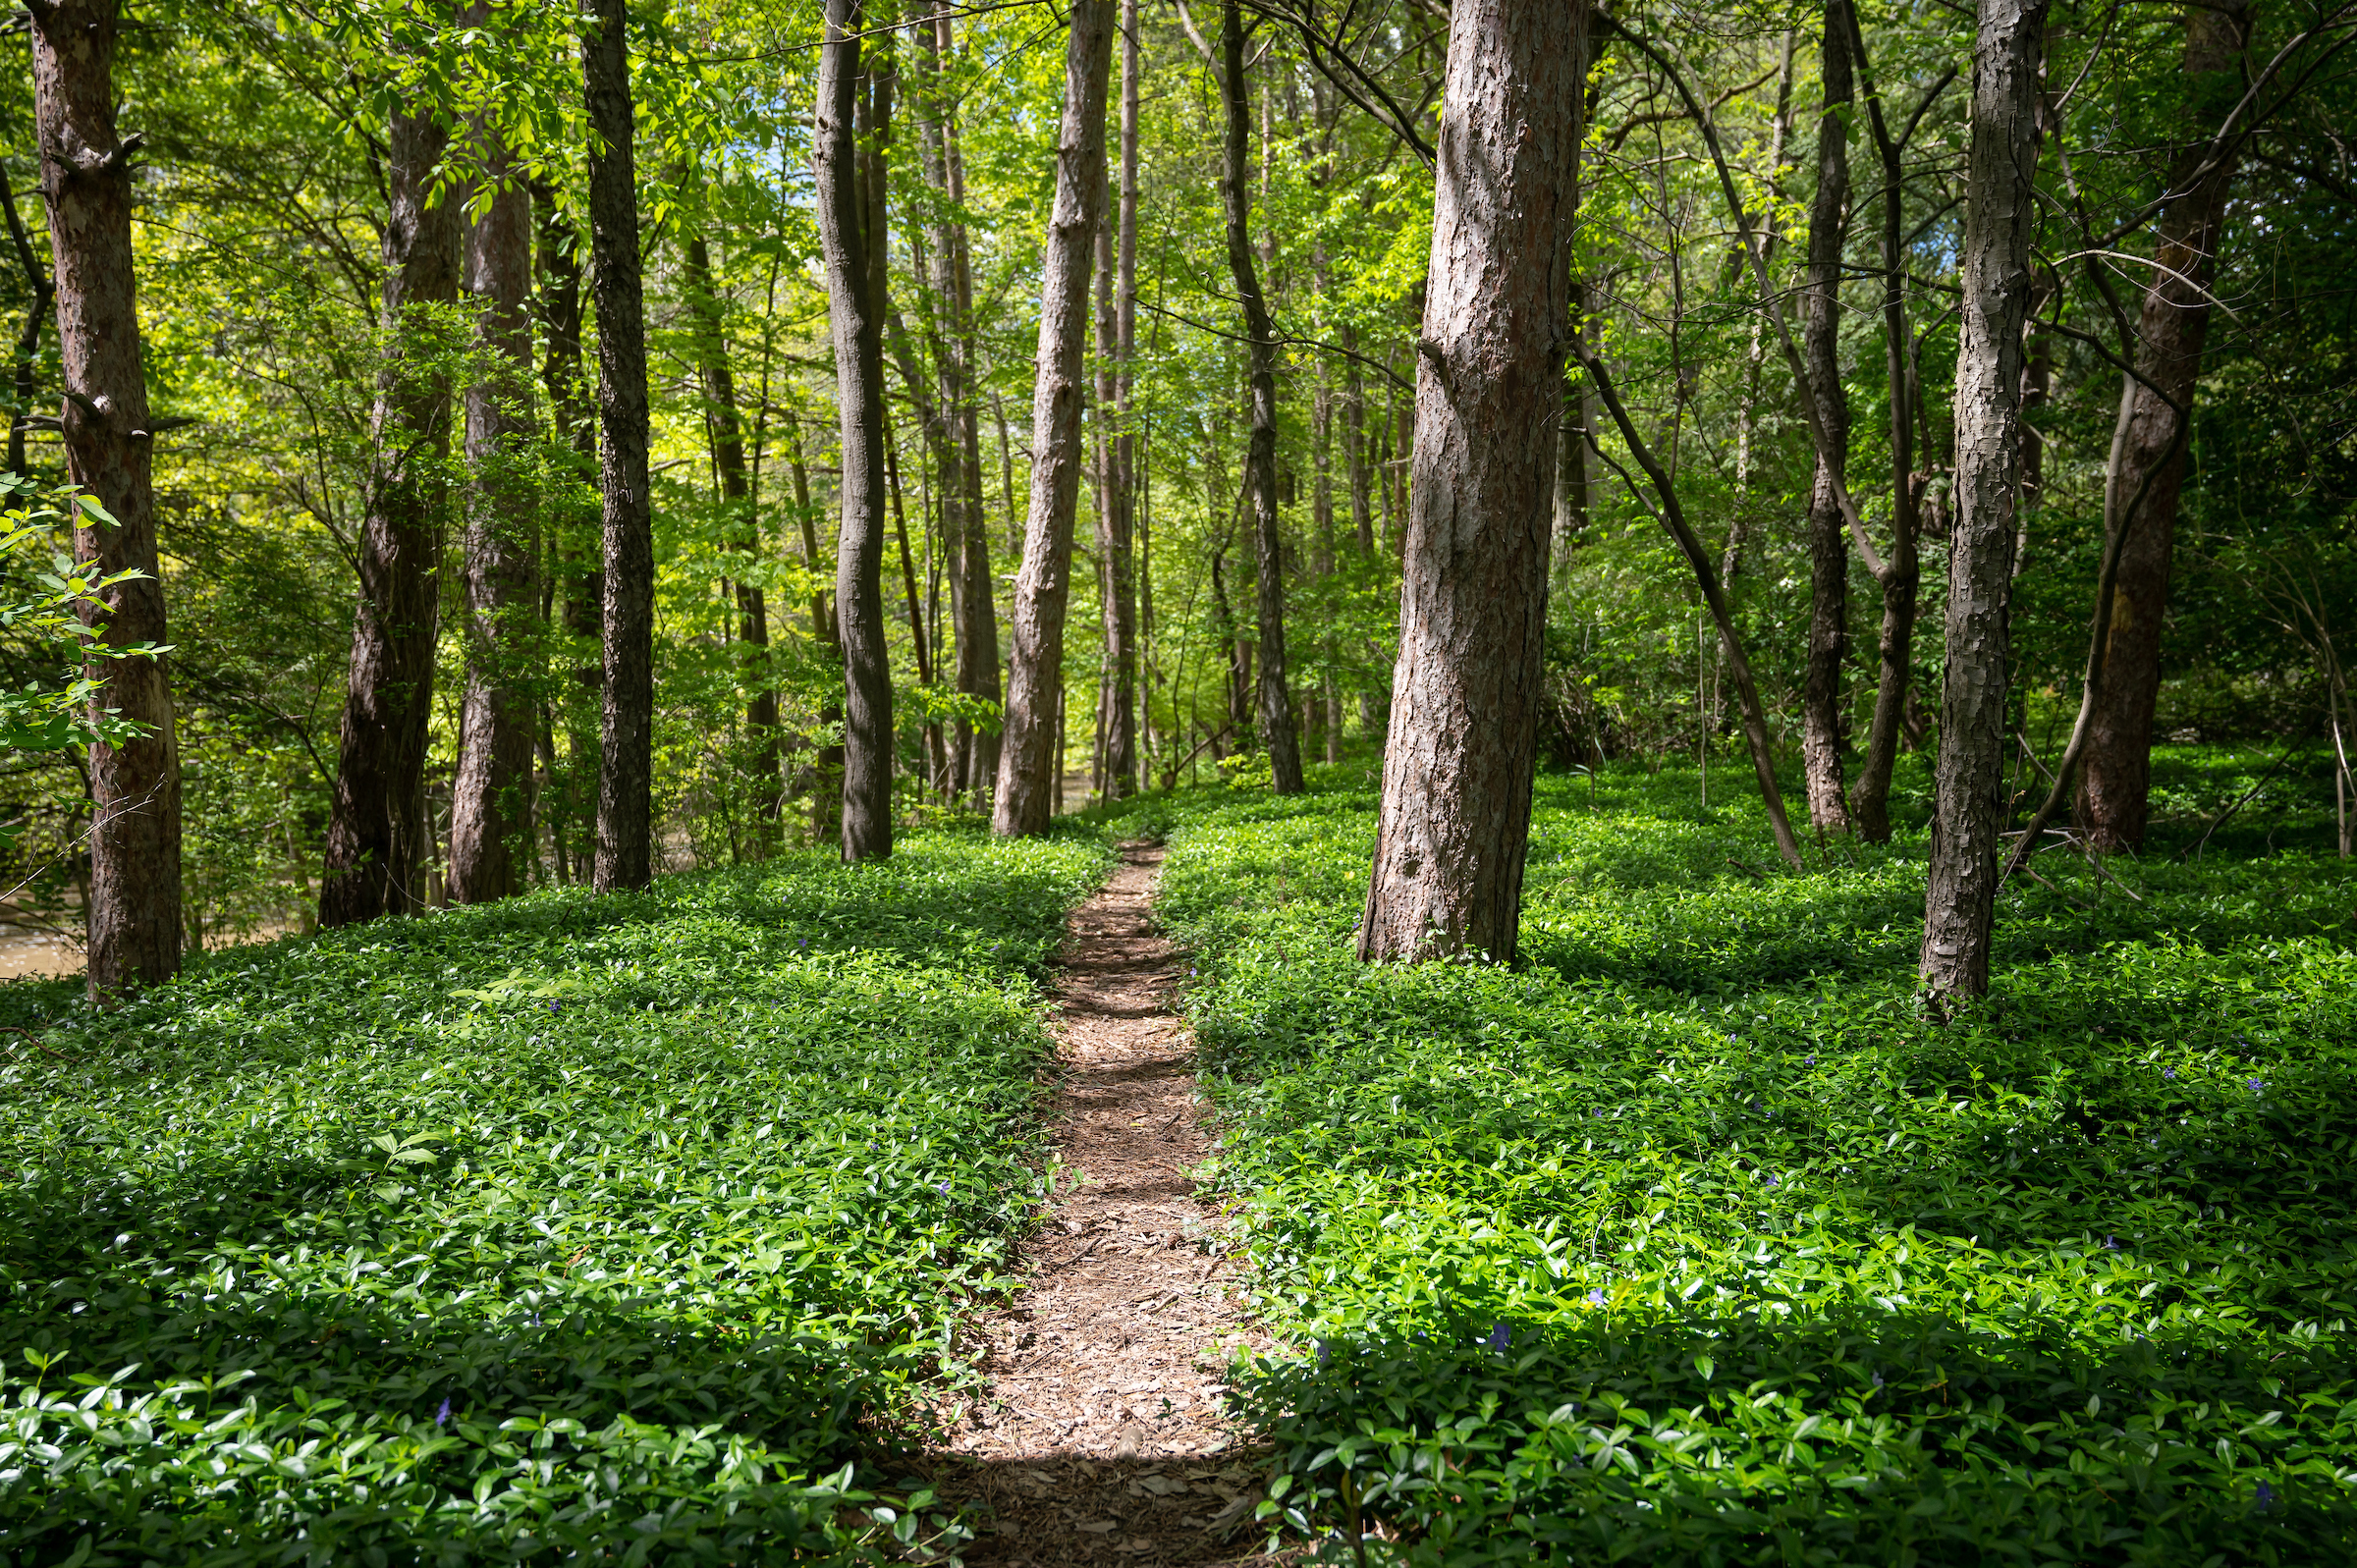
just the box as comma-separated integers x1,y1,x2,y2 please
320,96,459,929
2075,1,2250,850
1118,0,1141,781
1921,0,2044,1009
818,0,894,860
583,0,653,892
1358,0,1585,964
1220,0,1303,795
993,0,1114,837
31,0,182,998
1801,0,1853,835
448,144,538,904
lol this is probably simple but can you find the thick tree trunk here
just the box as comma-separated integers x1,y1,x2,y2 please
1219,0,1304,795
993,0,1114,836
448,135,537,904
817,0,894,860
1800,1,1853,836
2075,1,2250,850
31,0,182,998
2,167,55,479
321,95,459,929
1358,0,1584,964
683,230,781,820
1922,0,2044,1010
583,0,653,892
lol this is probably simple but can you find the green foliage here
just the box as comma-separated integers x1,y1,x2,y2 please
0,829,1108,1561
0,477,167,756
1156,761,2357,1563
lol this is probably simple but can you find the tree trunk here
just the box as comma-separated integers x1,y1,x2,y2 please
784,408,844,838
1843,3,1925,843
2075,0,2251,850
1800,0,1853,836
448,130,537,904
31,0,182,998
1219,0,1304,795
817,0,894,860
1358,0,1585,964
2,166,55,479
993,0,1114,837
683,229,781,820
1118,0,1141,786
1092,163,1137,800
583,0,653,892
321,92,459,929
914,6,998,804
1922,0,2044,1011
532,187,599,876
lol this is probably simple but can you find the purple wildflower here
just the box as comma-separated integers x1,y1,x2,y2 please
1872,1372,1885,1388
2163,1067,2176,1080
1489,1324,1511,1352
937,1181,951,1195
2249,1077,2267,1092
1765,1174,1780,1187
1803,1055,1817,1067
1585,1289,1607,1308
2256,1480,2275,1511
435,1397,451,1428
2104,1235,2120,1250
1317,1340,1331,1367
545,1000,561,1014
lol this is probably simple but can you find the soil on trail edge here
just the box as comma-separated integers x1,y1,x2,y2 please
919,843,1286,1566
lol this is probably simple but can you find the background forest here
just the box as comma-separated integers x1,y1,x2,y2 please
2,0,2347,957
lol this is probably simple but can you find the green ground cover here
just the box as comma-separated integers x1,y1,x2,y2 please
1146,749,2357,1564
0,830,1107,1564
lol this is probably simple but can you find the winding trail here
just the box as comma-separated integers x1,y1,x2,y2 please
922,842,1280,1565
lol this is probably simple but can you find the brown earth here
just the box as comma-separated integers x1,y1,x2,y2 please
917,843,1290,1566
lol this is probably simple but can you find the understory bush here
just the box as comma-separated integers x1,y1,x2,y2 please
0,829,1107,1564
1155,753,2357,1564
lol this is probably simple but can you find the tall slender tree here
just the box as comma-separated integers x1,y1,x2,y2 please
1116,0,1141,785
2076,0,2254,849
30,0,181,998
1092,150,1137,801
1358,0,1586,963
321,83,460,928
584,0,653,892
682,227,781,823
816,0,895,860
1799,0,1853,835
1218,0,1302,794
448,86,538,905
1922,0,2045,1010
994,0,1115,836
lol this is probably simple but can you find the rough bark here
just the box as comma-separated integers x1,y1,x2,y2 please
817,0,894,860
1219,0,1303,795
31,0,182,998
2075,1,2251,850
448,135,538,904
321,93,459,929
1922,0,2044,1010
994,0,1114,837
1118,0,1141,783
1358,0,1585,964
1801,1,1853,836
584,0,653,892
683,230,781,820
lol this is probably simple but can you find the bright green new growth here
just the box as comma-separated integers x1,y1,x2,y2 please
1147,756,2357,1561
0,829,1106,1559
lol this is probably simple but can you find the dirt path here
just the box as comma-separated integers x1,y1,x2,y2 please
922,843,1281,1566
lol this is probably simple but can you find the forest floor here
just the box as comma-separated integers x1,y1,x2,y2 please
921,843,1285,1565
